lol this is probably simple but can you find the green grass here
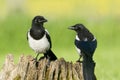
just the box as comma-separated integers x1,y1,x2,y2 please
0,12,120,80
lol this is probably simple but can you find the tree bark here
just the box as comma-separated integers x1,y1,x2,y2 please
0,54,84,80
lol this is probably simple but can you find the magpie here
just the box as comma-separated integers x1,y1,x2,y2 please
68,24,97,80
68,24,97,62
27,16,57,61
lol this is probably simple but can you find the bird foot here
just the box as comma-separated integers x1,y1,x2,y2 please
39,56,45,61
46,57,51,67
32,58,39,67
76,60,83,63
38,56,51,67
76,55,83,63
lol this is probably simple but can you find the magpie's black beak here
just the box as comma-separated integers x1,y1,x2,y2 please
68,26,75,30
41,19,47,23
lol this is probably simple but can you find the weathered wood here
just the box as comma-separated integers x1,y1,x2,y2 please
0,54,84,80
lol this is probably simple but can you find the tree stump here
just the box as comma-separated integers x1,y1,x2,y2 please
0,54,84,80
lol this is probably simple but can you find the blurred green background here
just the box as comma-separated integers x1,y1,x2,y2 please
0,0,120,79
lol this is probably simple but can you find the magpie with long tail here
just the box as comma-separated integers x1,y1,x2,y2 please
27,16,57,62
68,24,97,80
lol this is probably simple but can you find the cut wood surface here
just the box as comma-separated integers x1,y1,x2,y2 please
0,54,84,80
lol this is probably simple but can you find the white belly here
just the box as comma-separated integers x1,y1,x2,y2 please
75,46,81,55
28,32,50,53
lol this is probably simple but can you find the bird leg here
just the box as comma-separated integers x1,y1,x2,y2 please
32,53,40,67
46,56,51,67
34,53,40,61
43,53,51,66
76,55,83,63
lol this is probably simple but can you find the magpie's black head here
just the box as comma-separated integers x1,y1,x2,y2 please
68,24,86,32
68,24,95,41
32,16,47,25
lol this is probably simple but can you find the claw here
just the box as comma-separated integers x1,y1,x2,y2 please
39,56,45,61
76,60,83,63
32,53,39,67
32,58,39,67
46,55,51,67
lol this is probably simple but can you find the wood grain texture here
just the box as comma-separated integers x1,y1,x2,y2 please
0,54,84,80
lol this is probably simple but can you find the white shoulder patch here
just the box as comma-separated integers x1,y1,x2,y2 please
92,37,96,41
76,35,80,41
45,29,49,34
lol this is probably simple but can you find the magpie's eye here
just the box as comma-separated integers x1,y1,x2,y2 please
34,19,37,22
38,19,41,22
78,26,83,30
76,26,80,30
34,19,41,23
34,19,39,23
